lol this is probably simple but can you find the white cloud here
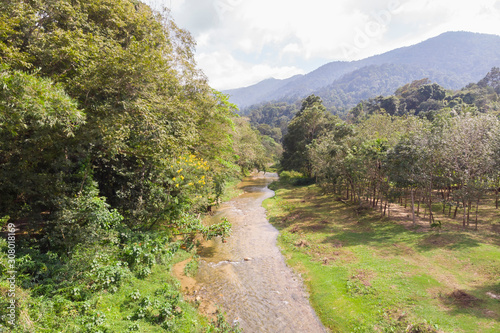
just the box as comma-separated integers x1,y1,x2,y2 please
144,0,500,90
196,51,305,90
281,43,302,56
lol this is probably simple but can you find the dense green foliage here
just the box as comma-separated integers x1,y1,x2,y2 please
246,101,299,141
0,0,262,331
280,95,337,176
348,72,500,121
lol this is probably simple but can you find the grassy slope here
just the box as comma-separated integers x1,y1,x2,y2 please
263,182,500,333
220,177,244,203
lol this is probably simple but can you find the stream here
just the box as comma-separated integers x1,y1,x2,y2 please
195,172,327,333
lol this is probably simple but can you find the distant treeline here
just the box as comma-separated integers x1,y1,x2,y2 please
249,68,499,141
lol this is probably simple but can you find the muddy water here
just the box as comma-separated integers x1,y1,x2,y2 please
196,172,326,333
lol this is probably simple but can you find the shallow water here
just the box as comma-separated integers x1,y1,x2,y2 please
196,172,326,333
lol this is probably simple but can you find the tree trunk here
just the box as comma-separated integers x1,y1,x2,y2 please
453,203,459,219
410,188,416,226
417,192,420,216
475,198,480,230
442,190,446,214
427,203,435,224
462,200,467,228
496,187,499,209
467,200,471,226
428,180,433,225
372,186,376,207
349,180,355,203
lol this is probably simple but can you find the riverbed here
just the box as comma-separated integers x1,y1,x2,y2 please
195,172,326,332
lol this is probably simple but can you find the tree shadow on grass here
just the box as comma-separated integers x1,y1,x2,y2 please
313,208,483,255
438,282,500,322
414,232,481,252
266,189,344,232
320,221,415,250
268,185,485,255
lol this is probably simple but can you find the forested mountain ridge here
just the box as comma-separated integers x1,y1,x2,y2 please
226,31,500,111
248,67,500,145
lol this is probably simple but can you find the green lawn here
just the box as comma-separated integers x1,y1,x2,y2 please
263,183,500,333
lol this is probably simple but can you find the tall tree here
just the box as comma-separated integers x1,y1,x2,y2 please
0,68,85,233
281,95,335,176
0,0,250,239
441,113,498,228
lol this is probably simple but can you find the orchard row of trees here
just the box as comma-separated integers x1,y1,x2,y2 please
281,78,500,229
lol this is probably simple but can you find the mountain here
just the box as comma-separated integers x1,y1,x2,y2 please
224,31,500,112
224,75,302,109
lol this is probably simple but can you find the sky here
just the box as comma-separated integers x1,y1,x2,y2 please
144,0,500,90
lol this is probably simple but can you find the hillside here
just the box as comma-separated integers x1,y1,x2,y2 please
225,31,500,111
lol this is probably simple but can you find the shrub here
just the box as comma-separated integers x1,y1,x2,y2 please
278,170,304,180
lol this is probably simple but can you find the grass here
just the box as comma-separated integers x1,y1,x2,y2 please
263,181,500,333
220,177,244,203
184,255,200,277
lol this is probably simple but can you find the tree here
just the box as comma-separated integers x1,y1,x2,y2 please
0,0,245,238
0,68,85,234
281,95,335,176
232,117,267,173
478,67,500,93
386,134,429,225
441,113,498,228
309,122,354,195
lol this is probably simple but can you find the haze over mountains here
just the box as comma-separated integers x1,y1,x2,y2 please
224,31,500,112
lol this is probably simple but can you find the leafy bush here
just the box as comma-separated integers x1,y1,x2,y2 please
80,310,109,333
88,257,131,293
120,232,175,278
184,256,200,277
278,170,304,180
46,183,124,253
126,284,183,325
206,308,243,333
